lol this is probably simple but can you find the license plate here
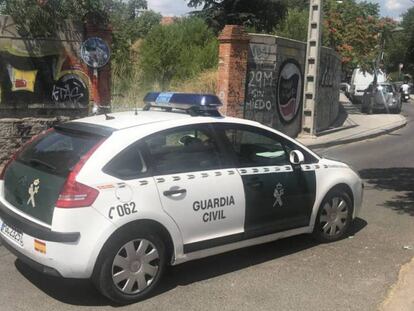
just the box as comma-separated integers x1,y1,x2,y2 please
1,222,24,247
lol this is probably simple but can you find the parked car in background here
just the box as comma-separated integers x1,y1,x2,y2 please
340,82,351,98
350,68,386,104
361,82,402,114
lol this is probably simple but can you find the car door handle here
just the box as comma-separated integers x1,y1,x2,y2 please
163,189,187,197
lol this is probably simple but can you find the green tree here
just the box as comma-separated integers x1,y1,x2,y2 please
273,7,308,41
0,0,114,37
139,18,218,89
186,0,287,33
111,9,161,69
321,0,399,72
400,7,414,75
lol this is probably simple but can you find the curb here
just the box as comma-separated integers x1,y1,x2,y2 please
380,256,414,311
300,119,407,149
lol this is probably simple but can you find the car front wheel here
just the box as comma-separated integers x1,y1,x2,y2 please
93,229,166,304
313,189,353,242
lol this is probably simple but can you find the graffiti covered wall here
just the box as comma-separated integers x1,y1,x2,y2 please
0,15,90,116
244,34,341,137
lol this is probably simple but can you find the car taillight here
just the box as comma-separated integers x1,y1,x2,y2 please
56,138,106,209
0,128,52,180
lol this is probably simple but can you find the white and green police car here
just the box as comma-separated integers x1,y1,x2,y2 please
0,93,363,304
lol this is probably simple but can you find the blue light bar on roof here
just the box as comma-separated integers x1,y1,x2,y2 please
143,92,223,111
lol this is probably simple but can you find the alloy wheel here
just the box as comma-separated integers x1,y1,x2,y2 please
112,239,160,295
319,196,349,237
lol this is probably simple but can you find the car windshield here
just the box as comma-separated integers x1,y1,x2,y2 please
17,129,102,176
379,84,393,93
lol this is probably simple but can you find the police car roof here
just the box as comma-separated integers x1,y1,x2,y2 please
69,110,193,131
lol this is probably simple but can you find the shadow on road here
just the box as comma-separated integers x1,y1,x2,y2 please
359,167,414,216
14,219,367,307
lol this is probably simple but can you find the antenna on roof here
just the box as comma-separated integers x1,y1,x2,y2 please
105,113,115,120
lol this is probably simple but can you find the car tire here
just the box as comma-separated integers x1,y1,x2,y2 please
92,228,167,305
312,189,353,243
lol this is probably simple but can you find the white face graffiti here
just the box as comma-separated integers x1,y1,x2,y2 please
27,179,40,208
273,183,284,207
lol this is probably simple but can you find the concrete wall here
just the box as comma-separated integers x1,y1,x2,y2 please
0,16,112,166
243,34,341,137
0,16,90,113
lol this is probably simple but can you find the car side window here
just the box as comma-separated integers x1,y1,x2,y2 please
223,127,290,167
103,144,147,180
144,126,223,175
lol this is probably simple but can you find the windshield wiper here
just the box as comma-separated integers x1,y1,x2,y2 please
28,158,57,171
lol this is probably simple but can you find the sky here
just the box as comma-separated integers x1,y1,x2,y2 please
371,0,413,20
147,0,414,20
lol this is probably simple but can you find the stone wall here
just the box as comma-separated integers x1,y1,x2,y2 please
0,117,69,165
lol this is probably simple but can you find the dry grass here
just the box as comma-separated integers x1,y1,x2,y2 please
111,38,218,112
170,68,218,94
111,68,218,112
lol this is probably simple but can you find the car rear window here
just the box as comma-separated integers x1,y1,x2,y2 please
17,129,102,176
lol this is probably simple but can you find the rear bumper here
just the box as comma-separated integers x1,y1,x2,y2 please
1,236,62,277
0,198,116,279
0,202,80,243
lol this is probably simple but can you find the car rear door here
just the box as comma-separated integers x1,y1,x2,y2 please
143,124,245,253
214,123,317,238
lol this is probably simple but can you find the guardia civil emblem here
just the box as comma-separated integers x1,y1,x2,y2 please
273,183,284,207
27,179,40,208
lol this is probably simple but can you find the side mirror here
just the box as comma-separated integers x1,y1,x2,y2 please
289,150,305,166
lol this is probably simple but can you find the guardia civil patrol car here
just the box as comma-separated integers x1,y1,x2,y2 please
0,93,363,304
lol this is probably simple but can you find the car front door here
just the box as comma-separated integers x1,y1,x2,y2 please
143,124,245,253
215,124,316,238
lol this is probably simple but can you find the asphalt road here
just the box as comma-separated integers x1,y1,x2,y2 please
0,103,414,311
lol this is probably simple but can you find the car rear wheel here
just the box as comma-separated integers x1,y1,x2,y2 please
313,189,353,242
92,229,166,304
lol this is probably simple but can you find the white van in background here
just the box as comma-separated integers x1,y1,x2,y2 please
350,68,386,103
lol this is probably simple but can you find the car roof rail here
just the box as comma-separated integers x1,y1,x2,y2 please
143,92,223,117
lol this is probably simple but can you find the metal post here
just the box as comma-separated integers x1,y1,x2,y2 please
301,0,323,137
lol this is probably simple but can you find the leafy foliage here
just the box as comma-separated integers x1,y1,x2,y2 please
139,18,218,89
321,0,397,72
0,0,115,37
274,7,308,42
186,0,287,33
397,7,414,76
111,10,161,72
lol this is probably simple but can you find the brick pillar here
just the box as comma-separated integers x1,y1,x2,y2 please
84,22,112,108
217,25,250,118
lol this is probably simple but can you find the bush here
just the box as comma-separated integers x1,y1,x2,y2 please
139,17,218,90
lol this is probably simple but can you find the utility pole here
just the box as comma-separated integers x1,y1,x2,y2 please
301,0,323,137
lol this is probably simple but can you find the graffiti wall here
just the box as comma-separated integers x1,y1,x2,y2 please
245,34,341,137
0,15,90,115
